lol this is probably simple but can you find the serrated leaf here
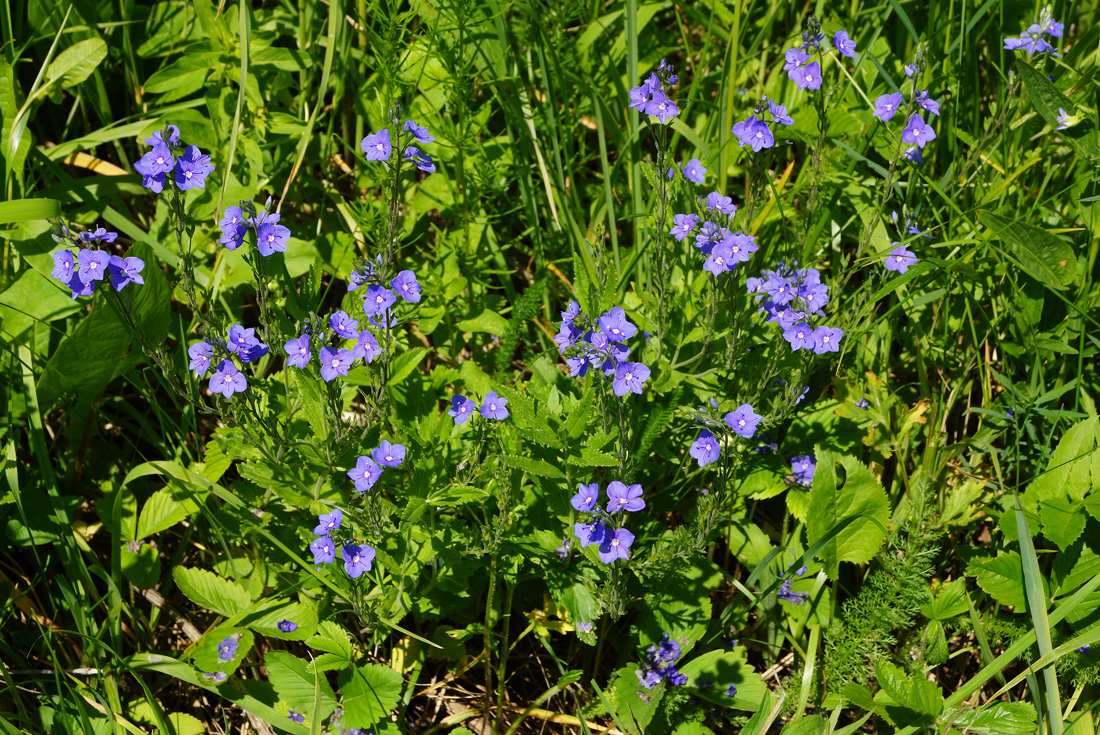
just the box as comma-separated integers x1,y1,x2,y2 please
338,664,403,728
172,566,251,617
1039,498,1086,551
505,454,565,479
979,210,1077,292
136,485,204,539
942,701,1037,735
193,628,253,676
968,552,1027,609
677,649,769,711
806,447,890,579
1027,418,1098,508
919,578,969,621
1017,59,1100,159
495,384,561,448
242,600,317,641
308,621,354,658
875,660,942,723
265,651,339,718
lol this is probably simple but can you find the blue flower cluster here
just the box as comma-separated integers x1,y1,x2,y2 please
555,304,650,397
347,440,406,492
448,391,510,425
360,114,436,173
188,324,272,398
872,60,940,164
216,634,240,664
218,198,291,256
48,223,145,299
308,507,377,579
635,633,688,689
746,263,843,355
670,192,759,277
732,99,794,152
688,402,763,468
790,455,816,487
283,309,383,383
628,59,680,125
571,481,642,564
133,124,214,194
884,209,934,274
777,564,809,605
347,255,423,318
1003,6,1063,57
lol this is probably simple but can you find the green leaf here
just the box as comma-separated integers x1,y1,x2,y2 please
0,198,60,224
919,578,969,620
307,621,354,659
136,485,205,539
387,347,427,385
677,649,770,712
504,454,565,479
1017,59,1100,159
457,308,510,335
265,651,339,719
805,447,890,579
942,702,1037,735
875,660,942,725
46,38,107,91
172,566,251,617
338,663,403,728
121,542,161,589
968,552,1027,609
608,664,664,731
193,628,253,676
781,716,825,735
1027,418,1098,509
978,210,1077,291
0,266,81,337
241,600,317,641
1040,498,1086,552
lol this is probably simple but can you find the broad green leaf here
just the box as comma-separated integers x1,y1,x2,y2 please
781,717,825,735
387,347,427,385
241,600,317,641
136,485,205,539
1017,59,1100,159
0,266,81,337
121,542,161,589
1026,418,1098,509
265,651,339,720
46,38,107,91
942,702,1037,735
338,663,403,728
875,660,942,723
968,552,1027,609
919,578,969,620
457,308,510,335
504,454,565,479
608,664,664,731
806,447,890,578
979,210,1077,291
1039,498,1086,552
193,628,254,676
0,198,60,224
172,566,251,617
677,649,769,712
307,621,354,657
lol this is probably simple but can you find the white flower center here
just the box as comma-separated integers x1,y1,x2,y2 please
738,419,746,427
611,538,620,547
625,372,633,380
185,171,192,178
90,262,97,270
156,157,164,164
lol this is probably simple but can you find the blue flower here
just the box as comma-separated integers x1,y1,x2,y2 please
782,322,815,351
901,113,936,148
681,158,706,184
670,213,700,241
597,527,634,564
791,455,816,487
133,141,174,193
571,483,599,512
329,310,360,339
348,456,382,492
284,335,311,368
209,360,247,398
371,440,406,468
885,245,917,273
643,90,678,124
448,395,477,425
342,544,375,578
256,219,290,257
318,347,352,382
80,226,118,244
313,508,343,536
77,249,110,284
310,535,336,564
612,362,649,396
277,620,298,632
480,391,509,420
402,119,435,143
351,330,382,363
606,481,645,513
227,325,259,356
690,430,720,467
188,342,215,376
573,520,606,547
724,404,762,438
833,30,856,57
218,206,248,250
404,146,436,172
108,256,145,291
361,128,392,160
790,61,822,91
873,93,903,123
174,145,215,190
390,270,422,303
216,635,239,664
363,285,396,316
